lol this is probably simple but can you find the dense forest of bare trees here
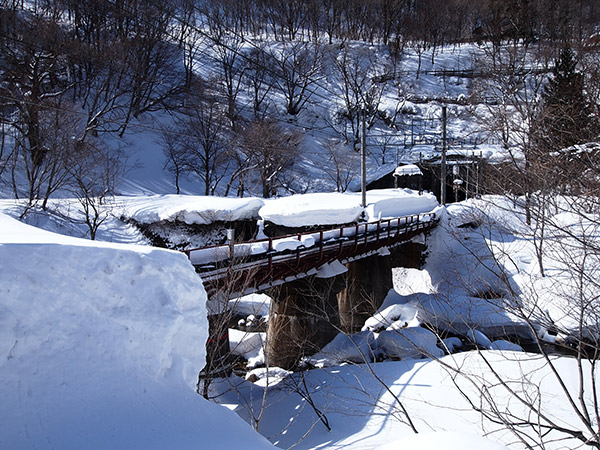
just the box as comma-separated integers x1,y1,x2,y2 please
1,0,600,204
197,0,600,48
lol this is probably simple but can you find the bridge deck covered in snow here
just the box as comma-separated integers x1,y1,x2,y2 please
187,212,438,297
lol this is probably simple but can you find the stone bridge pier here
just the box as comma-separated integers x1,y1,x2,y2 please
337,253,392,334
265,274,345,369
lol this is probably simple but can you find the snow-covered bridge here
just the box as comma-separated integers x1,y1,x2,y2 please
186,209,439,371
186,212,438,298
118,189,440,371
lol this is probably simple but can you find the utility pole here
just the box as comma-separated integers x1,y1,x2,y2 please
440,105,447,205
361,107,367,211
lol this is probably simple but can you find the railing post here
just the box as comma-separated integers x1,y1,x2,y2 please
316,230,323,261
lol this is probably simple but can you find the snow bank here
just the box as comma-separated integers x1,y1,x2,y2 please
307,331,375,367
259,192,364,227
230,330,266,361
259,189,439,227
376,327,444,359
0,213,274,450
364,189,439,221
229,293,271,317
362,302,419,332
117,194,264,224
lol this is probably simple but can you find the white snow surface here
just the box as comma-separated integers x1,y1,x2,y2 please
379,431,509,450
315,259,348,279
214,351,594,450
259,192,364,227
229,329,266,362
394,164,423,177
307,330,375,368
3,192,599,450
116,194,265,224
376,327,444,360
0,213,275,450
229,293,271,317
259,189,438,227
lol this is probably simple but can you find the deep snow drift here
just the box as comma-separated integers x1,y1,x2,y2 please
0,213,275,449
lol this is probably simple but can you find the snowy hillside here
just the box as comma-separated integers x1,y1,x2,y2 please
111,42,509,198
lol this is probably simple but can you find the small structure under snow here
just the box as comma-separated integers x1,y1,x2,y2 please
394,164,423,177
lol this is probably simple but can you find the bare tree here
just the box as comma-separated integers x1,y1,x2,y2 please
472,43,546,226
244,45,278,119
0,13,73,205
274,42,323,116
328,46,387,147
237,118,302,198
67,142,123,240
160,126,188,195
207,22,247,129
176,93,230,196
263,0,307,41
324,139,359,192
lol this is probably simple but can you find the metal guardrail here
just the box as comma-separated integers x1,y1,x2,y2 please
186,212,438,297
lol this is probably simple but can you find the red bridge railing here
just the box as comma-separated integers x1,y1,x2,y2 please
185,212,438,297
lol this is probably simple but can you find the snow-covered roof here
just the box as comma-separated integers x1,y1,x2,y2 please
394,164,423,177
